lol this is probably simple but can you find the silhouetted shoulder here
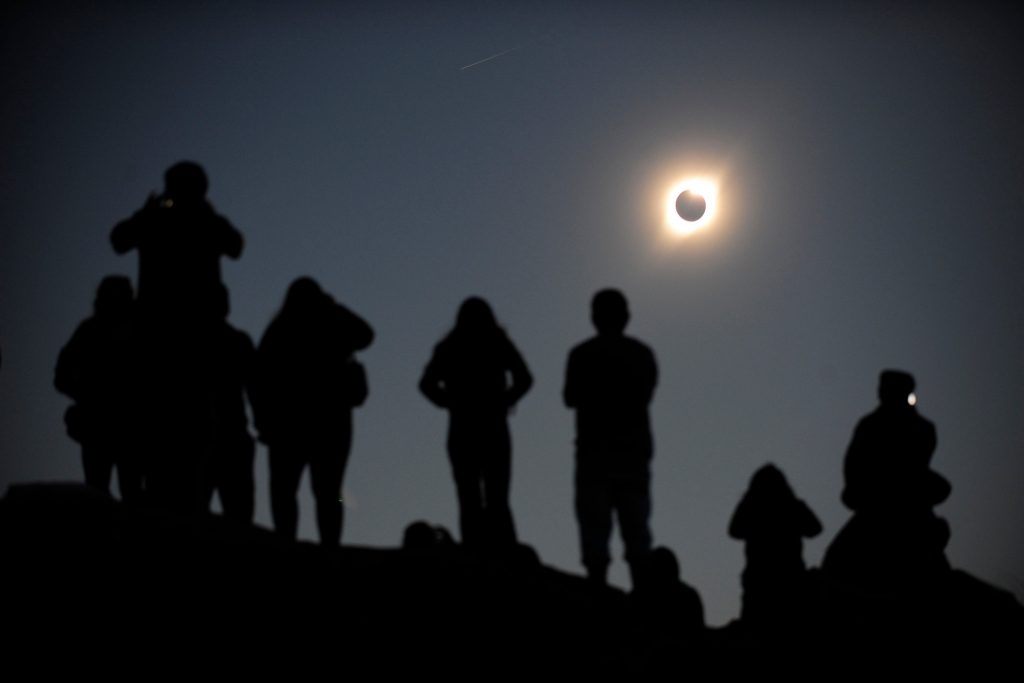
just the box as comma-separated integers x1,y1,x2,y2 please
564,335,657,409
212,211,244,259
331,301,374,352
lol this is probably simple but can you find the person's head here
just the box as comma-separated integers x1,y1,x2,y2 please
454,296,499,334
282,276,325,316
163,161,209,204
748,463,793,500
878,369,915,406
649,546,681,584
591,288,629,335
402,521,455,550
94,275,133,317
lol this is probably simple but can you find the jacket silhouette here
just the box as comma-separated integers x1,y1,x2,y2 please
842,370,948,512
54,276,143,499
729,464,821,625
251,277,373,545
111,161,242,322
420,297,532,549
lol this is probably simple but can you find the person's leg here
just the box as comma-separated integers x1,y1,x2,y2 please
220,434,255,524
269,445,304,540
482,419,516,547
448,419,485,549
576,466,613,583
310,430,351,547
82,443,114,494
615,469,653,588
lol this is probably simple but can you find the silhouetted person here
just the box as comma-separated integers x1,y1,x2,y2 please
251,277,373,546
111,161,243,322
564,288,657,585
729,464,821,627
202,286,256,523
54,276,143,500
630,546,705,639
842,370,949,512
402,520,457,551
419,297,532,549
824,370,951,583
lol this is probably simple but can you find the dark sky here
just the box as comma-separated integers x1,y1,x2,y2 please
2,1,1022,624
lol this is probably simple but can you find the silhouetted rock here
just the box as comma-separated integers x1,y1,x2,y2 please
631,546,704,630
1,483,650,676
1,483,1019,675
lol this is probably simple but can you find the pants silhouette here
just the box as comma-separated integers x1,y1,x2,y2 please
448,413,515,547
269,431,351,545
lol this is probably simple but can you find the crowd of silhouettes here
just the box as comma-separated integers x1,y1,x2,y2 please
54,162,974,635
54,162,381,547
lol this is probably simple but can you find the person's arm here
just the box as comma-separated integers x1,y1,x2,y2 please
248,326,282,444
798,500,823,539
111,195,159,254
727,493,753,540
111,215,141,254
239,331,257,410
418,350,448,408
640,346,658,405
54,323,87,399
504,342,533,408
334,302,374,352
563,348,580,408
841,421,868,509
215,213,244,260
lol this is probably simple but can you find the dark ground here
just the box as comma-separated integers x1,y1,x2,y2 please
2,482,1020,676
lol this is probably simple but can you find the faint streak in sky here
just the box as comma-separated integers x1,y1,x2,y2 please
459,45,521,71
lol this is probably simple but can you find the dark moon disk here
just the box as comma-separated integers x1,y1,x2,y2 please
675,190,707,222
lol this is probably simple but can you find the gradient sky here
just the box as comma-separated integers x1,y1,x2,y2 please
2,1,1022,625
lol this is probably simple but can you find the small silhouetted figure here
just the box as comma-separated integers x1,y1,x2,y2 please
729,464,822,627
402,520,457,551
630,546,705,639
111,161,243,321
824,370,951,582
251,277,373,546
564,288,657,585
202,286,256,524
419,297,532,549
55,276,143,500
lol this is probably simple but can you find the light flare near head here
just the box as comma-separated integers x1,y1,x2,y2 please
665,178,718,236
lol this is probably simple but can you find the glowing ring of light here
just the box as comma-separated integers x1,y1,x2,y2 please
665,178,718,236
